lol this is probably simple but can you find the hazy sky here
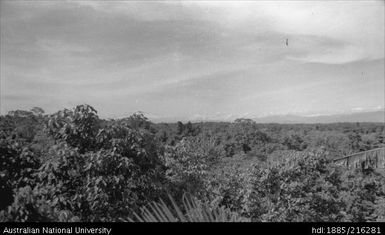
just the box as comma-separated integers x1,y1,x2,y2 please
1,1,384,121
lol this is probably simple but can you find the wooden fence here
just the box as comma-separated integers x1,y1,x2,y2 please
333,147,385,170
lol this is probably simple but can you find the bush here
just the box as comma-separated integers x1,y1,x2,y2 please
244,149,345,222
2,105,167,221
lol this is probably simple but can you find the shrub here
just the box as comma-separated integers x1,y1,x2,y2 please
244,149,345,222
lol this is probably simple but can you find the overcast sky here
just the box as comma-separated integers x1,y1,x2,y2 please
1,1,384,121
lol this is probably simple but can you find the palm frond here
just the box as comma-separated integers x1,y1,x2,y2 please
127,194,249,222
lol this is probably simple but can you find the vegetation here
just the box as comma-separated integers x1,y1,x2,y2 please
128,194,248,222
0,104,384,222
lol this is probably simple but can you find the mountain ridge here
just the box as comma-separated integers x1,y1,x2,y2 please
146,110,384,123
252,110,384,124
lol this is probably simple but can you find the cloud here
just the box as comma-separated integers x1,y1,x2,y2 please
76,1,188,22
183,1,384,64
0,1,383,118
72,1,384,64
37,39,90,55
283,35,366,64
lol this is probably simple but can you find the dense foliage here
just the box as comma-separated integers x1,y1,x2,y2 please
0,105,384,222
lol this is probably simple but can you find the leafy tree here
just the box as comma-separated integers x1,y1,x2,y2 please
176,121,184,135
162,136,222,198
30,107,45,117
1,105,168,222
244,149,345,222
46,105,100,153
340,168,385,222
0,138,39,212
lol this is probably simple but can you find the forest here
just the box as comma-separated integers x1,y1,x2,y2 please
0,104,384,222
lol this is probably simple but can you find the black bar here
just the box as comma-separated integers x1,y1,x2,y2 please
1,222,384,235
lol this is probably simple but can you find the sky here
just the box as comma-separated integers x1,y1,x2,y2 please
1,0,384,121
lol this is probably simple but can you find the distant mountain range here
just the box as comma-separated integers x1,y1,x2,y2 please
147,110,384,123
252,111,384,124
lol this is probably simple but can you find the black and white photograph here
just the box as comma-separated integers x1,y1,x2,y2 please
0,0,384,227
